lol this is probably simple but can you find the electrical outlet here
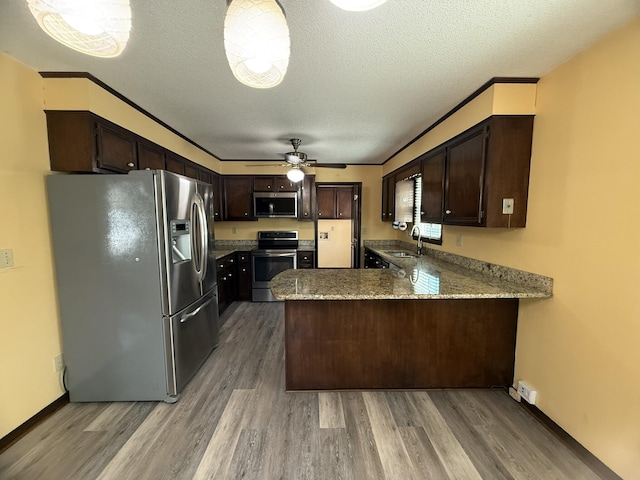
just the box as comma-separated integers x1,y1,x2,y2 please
456,235,463,247
53,354,64,373
517,380,537,404
502,198,514,215
0,249,14,268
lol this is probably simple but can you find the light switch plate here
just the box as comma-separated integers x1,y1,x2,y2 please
502,198,514,214
0,249,14,268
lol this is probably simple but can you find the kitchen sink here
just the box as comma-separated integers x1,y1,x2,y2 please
386,251,417,258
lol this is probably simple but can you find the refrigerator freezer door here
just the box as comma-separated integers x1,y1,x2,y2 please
157,171,203,315
165,289,220,395
198,181,218,295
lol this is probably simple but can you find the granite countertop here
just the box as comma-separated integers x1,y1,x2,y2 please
270,246,552,300
215,249,237,260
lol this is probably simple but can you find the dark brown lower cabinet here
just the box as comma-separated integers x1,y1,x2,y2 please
296,250,315,269
236,251,252,301
285,298,518,390
216,254,237,315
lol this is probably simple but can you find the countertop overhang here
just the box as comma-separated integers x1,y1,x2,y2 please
271,247,552,300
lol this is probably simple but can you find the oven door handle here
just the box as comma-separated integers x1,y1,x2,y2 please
253,252,297,257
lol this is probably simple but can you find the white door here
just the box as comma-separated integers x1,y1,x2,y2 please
317,219,352,268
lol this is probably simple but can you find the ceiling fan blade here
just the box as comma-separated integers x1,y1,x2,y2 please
310,163,347,169
246,163,287,167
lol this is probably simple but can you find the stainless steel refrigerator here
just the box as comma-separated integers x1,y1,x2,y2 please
47,170,219,403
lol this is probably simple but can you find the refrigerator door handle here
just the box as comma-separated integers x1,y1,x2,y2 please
190,193,208,284
179,296,215,323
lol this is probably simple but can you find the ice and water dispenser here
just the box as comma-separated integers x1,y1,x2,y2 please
170,220,191,263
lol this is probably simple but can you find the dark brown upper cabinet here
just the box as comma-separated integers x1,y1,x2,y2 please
381,175,395,222
46,111,137,173
210,171,224,221
164,152,185,175
137,140,165,171
224,176,256,221
253,176,297,192
183,161,199,179
420,148,445,224
299,175,315,221
444,116,534,227
317,186,353,219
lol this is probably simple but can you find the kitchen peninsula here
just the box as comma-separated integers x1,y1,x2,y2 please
271,246,551,391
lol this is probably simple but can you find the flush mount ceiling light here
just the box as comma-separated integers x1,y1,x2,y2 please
26,0,131,58
224,0,290,89
328,0,387,11
286,165,305,183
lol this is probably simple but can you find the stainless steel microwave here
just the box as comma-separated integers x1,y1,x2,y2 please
253,192,298,218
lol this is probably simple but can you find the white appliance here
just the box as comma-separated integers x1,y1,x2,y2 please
47,170,219,403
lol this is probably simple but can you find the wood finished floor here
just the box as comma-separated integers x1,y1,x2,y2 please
1,301,607,480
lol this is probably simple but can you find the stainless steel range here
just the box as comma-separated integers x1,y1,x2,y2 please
252,231,298,302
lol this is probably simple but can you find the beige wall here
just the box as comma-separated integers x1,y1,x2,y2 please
386,19,640,479
0,54,64,437
3,17,639,477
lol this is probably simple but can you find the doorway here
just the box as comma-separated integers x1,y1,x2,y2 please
315,183,362,268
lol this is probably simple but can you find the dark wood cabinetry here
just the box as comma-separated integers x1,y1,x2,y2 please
137,140,165,170
210,172,224,221
363,248,390,269
381,115,534,228
296,250,315,269
420,148,445,224
253,176,297,192
95,122,137,172
183,161,199,179
46,111,138,173
236,251,252,301
164,152,185,175
381,175,394,222
216,254,237,315
317,186,352,219
298,175,315,221
444,116,533,227
224,176,255,221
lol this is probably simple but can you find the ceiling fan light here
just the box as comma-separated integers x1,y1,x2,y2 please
286,167,305,183
328,0,387,11
26,0,131,58
224,0,290,89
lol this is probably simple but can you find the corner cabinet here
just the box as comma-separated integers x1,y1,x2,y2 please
444,116,534,227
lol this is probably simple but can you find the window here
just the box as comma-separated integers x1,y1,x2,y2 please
413,175,442,245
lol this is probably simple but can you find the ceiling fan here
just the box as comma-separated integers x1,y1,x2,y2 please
284,138,346,168
251,138,347,182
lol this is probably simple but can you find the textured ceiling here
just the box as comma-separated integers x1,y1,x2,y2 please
0,1,638,165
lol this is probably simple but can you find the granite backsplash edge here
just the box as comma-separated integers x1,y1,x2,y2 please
364,239,553,295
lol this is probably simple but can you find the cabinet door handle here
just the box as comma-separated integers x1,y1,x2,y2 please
244,212,248,216
446,210,452,214
127,162,135,168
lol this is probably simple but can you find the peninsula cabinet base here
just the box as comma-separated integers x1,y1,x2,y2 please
284,299,519,390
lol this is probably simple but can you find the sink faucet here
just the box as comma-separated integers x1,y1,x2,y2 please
410,225,422,255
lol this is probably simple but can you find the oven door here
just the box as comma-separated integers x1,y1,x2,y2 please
252,250,297,288
252,250,297,301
